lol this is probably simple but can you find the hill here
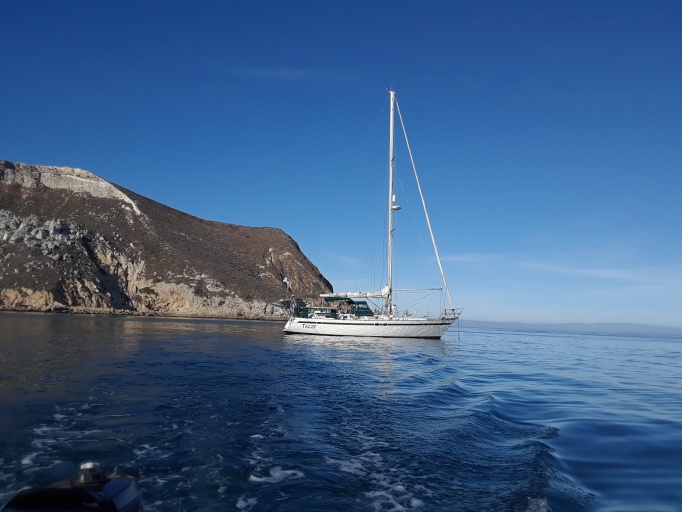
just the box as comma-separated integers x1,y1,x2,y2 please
0,160,332,319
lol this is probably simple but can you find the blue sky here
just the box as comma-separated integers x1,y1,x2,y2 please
2,1,681,326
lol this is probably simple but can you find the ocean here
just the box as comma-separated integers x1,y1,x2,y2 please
0,312,680,511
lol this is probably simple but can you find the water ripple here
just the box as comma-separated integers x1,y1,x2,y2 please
2,315,679,510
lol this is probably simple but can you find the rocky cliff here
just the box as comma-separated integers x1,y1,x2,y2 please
0,160,332,319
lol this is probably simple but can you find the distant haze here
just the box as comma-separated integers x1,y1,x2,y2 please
459,320,682,337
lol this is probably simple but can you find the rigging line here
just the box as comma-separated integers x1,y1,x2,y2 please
393,142,440,292
353,250,371,292
403,294,440,313
395,173,436,273
395,98,455,310
354,246,381,294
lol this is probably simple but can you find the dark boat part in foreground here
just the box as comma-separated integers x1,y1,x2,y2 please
2,462,142,512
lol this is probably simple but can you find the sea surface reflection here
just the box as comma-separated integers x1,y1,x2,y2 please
1,312,680,511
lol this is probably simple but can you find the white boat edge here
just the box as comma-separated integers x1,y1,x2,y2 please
283,315,456,339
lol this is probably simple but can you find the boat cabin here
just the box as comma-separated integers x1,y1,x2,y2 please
284,297,376,319
323,296,375,317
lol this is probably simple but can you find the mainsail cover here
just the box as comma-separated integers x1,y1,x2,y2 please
320,285,390,300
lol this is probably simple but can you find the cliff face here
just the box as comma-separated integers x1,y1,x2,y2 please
0,160,332,319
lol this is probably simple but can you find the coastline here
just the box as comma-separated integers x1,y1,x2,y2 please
3,309,680,336
0,306,287,322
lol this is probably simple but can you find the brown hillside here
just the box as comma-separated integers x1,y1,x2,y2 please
0,160,332,318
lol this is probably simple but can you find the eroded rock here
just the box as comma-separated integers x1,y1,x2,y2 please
0,160,332,318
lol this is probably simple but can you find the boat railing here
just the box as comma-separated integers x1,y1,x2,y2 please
282,297,462,322
397,307,463,320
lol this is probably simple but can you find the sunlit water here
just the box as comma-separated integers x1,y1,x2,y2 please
0,312,680,511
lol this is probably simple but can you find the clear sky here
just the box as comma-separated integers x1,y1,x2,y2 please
2,1,681,327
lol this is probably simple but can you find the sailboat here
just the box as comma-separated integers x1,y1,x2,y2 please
282,90,462,339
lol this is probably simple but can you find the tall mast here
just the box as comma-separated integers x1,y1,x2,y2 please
386,90,397,316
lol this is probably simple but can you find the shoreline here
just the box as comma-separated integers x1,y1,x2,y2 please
0,306,287,323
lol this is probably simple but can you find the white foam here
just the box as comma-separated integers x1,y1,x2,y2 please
21,452,39,467
525,497,550,512
31,438,57,449
358,434,390,452
325,457,367,476
142,499,164,512
359,451,382,463
236,495,258,509
133,444,159,457
137,474,184,489
366,490,406,511
248,466,304,483
32,426,59,437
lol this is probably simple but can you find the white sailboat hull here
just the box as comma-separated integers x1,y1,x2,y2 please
283,316,454,339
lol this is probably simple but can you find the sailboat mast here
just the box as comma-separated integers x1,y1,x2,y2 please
386,90,397,316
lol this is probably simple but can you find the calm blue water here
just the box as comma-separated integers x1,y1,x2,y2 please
0,313,680,511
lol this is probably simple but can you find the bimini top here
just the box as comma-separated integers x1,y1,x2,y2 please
322,296,366,303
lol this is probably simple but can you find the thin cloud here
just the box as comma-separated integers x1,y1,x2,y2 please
322,250,367,268
445,250,682,288
518,259,682,296
518,260,640,281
